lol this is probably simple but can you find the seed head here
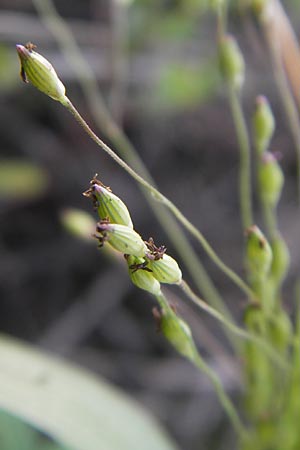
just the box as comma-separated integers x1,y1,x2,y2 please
95,221,147,257
245,225,273,280
147,253,182,284
16,43,66,103
84,177,133,229
159,308,196,361
253,96,275,155
219,35,245,91
258,152,284,208
126,255,161,296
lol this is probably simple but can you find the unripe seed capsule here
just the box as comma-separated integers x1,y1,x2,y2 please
253,96,275,155
16,43,66,102
95,221,147,257
245,225,273,280
126,255,161,296
147,254,182,285
160,309,196,361
219,35,245,91
85,180,133,228
258,152,284,208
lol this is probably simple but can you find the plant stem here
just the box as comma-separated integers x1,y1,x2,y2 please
62,96,256,302
32,0,231,315
261,201,278,240
193,353,249,441
228,86,253,230
155,291,249,441
179,280,289,369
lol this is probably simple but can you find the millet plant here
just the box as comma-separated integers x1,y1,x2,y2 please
11,0,300,449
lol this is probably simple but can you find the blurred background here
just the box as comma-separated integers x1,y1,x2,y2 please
1,1,300,449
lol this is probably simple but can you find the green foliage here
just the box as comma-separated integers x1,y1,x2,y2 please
0,336,179,450
0,411,67,450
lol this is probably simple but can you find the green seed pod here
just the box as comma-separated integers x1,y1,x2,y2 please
127,255,161,296
258,152,284,208
270,234,290,285
219,35,245,91
245,225,273,280
147,254,182,285
96,222,147,257
160,309,195,361
253,96,275,155
60,208,96,241
90,181,133,229
16,43,66,102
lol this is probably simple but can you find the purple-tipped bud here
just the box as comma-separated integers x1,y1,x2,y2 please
95,221,147,257
16,43,66,102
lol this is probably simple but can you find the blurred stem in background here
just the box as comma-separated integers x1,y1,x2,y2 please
155,291,249,441
217,9,253,231
257,0,300,200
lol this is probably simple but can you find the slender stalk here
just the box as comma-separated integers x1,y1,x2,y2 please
179,280,289,370
193,353,249,441
155,291,249,441
62,96,256,302
228,86,253,230
32,0,231,316
261,201,278,240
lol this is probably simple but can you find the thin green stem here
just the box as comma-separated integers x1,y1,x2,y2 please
32,0,231,316
155,291,249,441
228,86,253,230
62,96,256,302
261,201,278,241
193,353,249,441
216,0,253,229
179,280,289,370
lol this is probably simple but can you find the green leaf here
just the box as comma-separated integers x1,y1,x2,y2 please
0,335,179,450
0,410,67,450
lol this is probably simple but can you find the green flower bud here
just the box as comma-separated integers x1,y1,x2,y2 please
270,234,290,285
95,221,147,257
253,96,275,155
60,208,96,241
126,255,161,295
258,152,284,208
16,43,66,102
84,178,133,228
245,225,273,280
219,35,245,91
147,254,182,285
160,309,196,361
